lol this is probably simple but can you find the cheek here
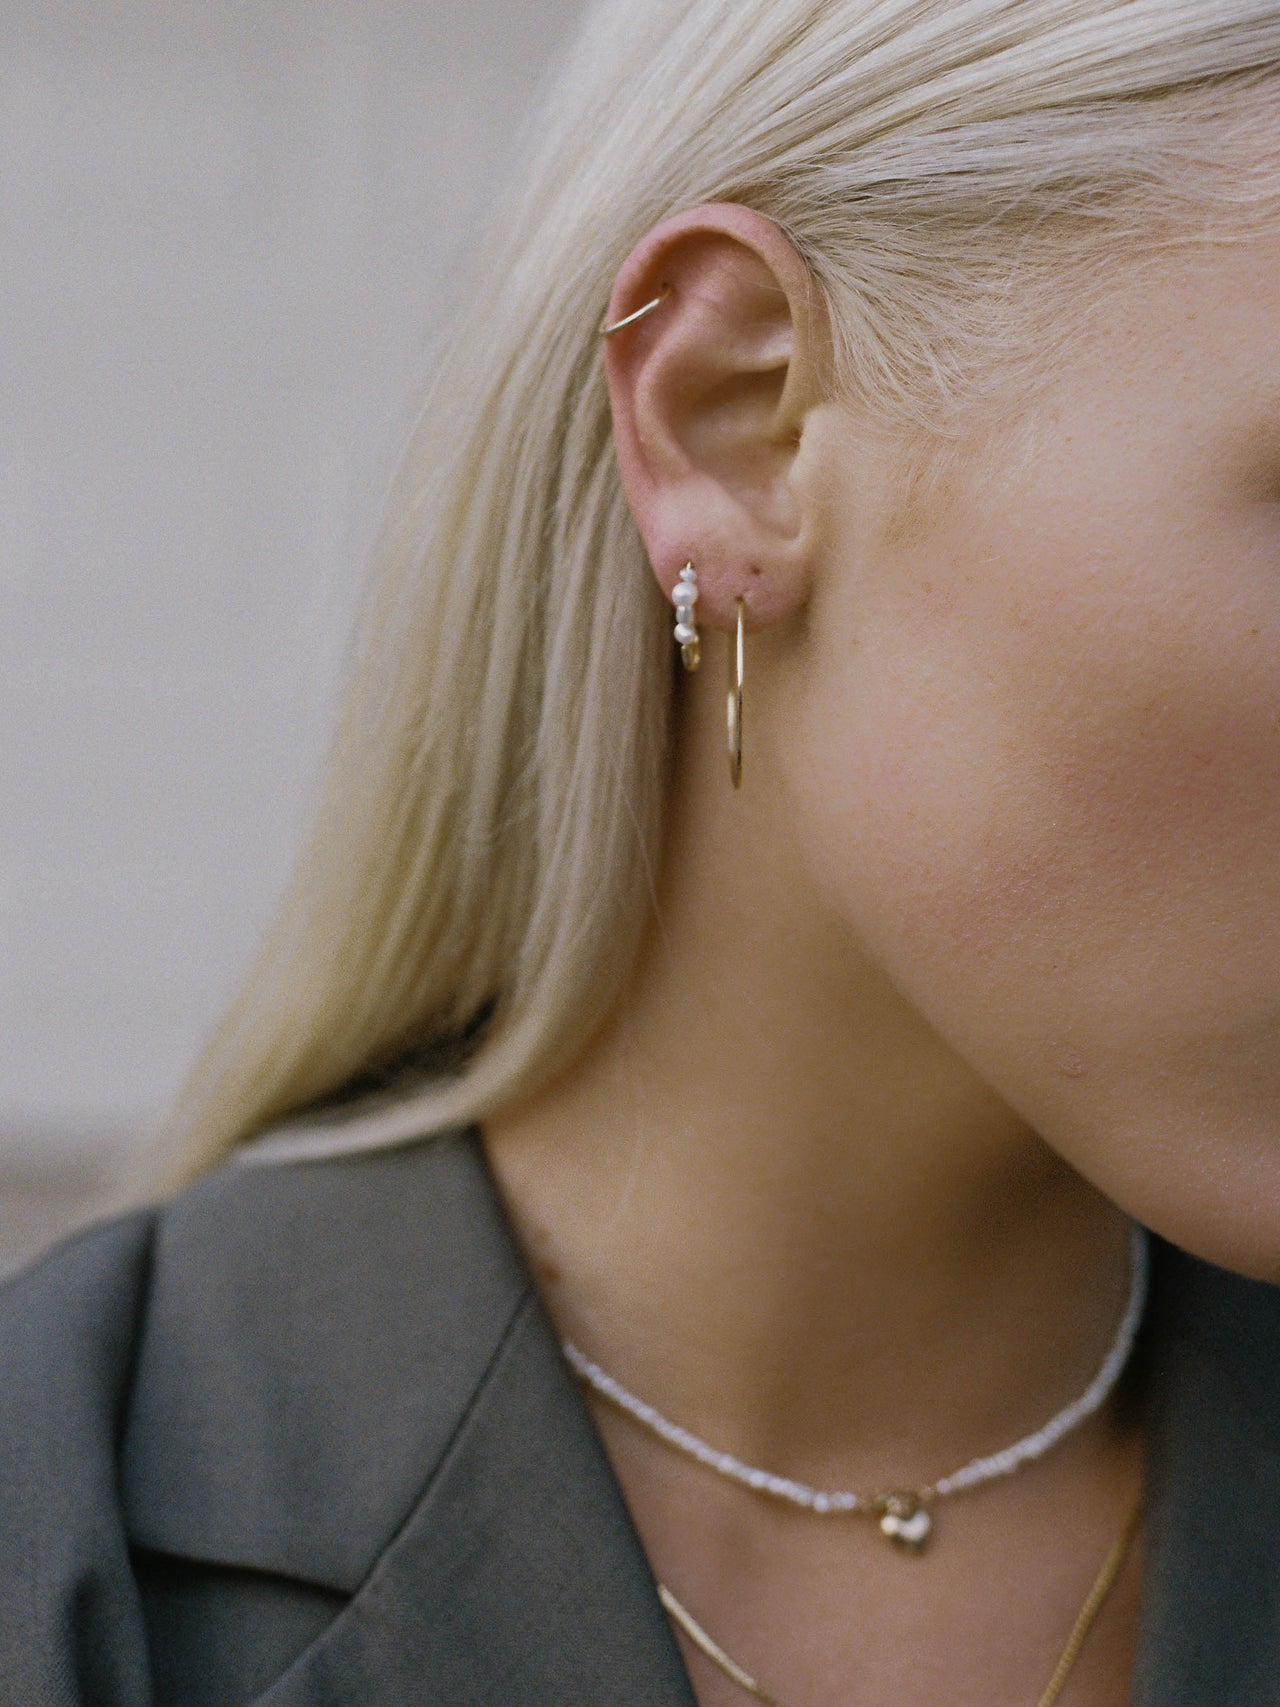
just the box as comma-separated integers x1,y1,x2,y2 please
909,637,1280,1007
821,493,1280,956
790,513,1280,1272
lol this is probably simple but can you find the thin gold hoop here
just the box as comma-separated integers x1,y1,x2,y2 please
727,597,744,789
600,285,670,337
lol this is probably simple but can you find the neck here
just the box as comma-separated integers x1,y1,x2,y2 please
482,656,1137,1494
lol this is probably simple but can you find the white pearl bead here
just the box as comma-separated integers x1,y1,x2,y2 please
674,622,697,644
673,582,698,607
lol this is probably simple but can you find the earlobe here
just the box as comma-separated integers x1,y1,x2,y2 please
601,203,827,638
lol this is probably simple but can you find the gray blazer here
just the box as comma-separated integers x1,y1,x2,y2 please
1,1127,1277,1706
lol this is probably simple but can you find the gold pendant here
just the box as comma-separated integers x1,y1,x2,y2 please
876,1492,932,1552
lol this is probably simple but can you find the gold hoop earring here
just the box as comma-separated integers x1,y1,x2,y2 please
727,597,744,789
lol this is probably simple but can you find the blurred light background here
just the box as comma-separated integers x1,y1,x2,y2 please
1,0,582,1273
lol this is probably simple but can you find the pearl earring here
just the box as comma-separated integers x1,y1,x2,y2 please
672,562,700,671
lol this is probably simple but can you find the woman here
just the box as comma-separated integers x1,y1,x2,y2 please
4,1,1280,1702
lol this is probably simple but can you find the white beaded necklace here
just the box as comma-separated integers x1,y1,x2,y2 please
564,1221,1148,1551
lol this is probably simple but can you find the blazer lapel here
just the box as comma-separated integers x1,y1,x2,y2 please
124,1129,534,1592
1130,1242,1280,1706
124,1125,697,1705
255,1284,699,1706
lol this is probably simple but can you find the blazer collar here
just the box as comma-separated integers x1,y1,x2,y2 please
123,1128,532,1591
124,1126,1280,1705
255,1285,698,1705
123,1127,697,1705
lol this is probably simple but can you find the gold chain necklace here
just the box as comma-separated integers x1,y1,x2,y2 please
657,1495,1142,1707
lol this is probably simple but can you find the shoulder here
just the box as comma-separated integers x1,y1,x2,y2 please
0,1208,158,1703
0,1125,531,1703
0,1202,157,1430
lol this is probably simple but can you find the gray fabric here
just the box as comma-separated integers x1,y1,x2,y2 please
1130,1244,1280,1705
1,1124,1278,1705
133,1555,345,1707
255,1291,697,1706
0,1211,156,1707
122,1133,529,1590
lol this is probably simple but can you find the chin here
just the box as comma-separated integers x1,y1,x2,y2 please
1088,1121,1280,1288
1148,1203,1280,1290
1028,1077,1280,1287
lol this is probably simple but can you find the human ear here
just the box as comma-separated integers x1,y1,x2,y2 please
602,203,830,633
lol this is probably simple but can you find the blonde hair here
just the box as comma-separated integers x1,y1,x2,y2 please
149,0,1280,1189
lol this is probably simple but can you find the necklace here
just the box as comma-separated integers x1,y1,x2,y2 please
565,1223,1148,1551
656,1493,1141,1707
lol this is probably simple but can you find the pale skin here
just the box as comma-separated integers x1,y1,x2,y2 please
483,201,1280,1704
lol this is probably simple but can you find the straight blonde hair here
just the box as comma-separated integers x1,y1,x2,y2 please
148,0,1280,1189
